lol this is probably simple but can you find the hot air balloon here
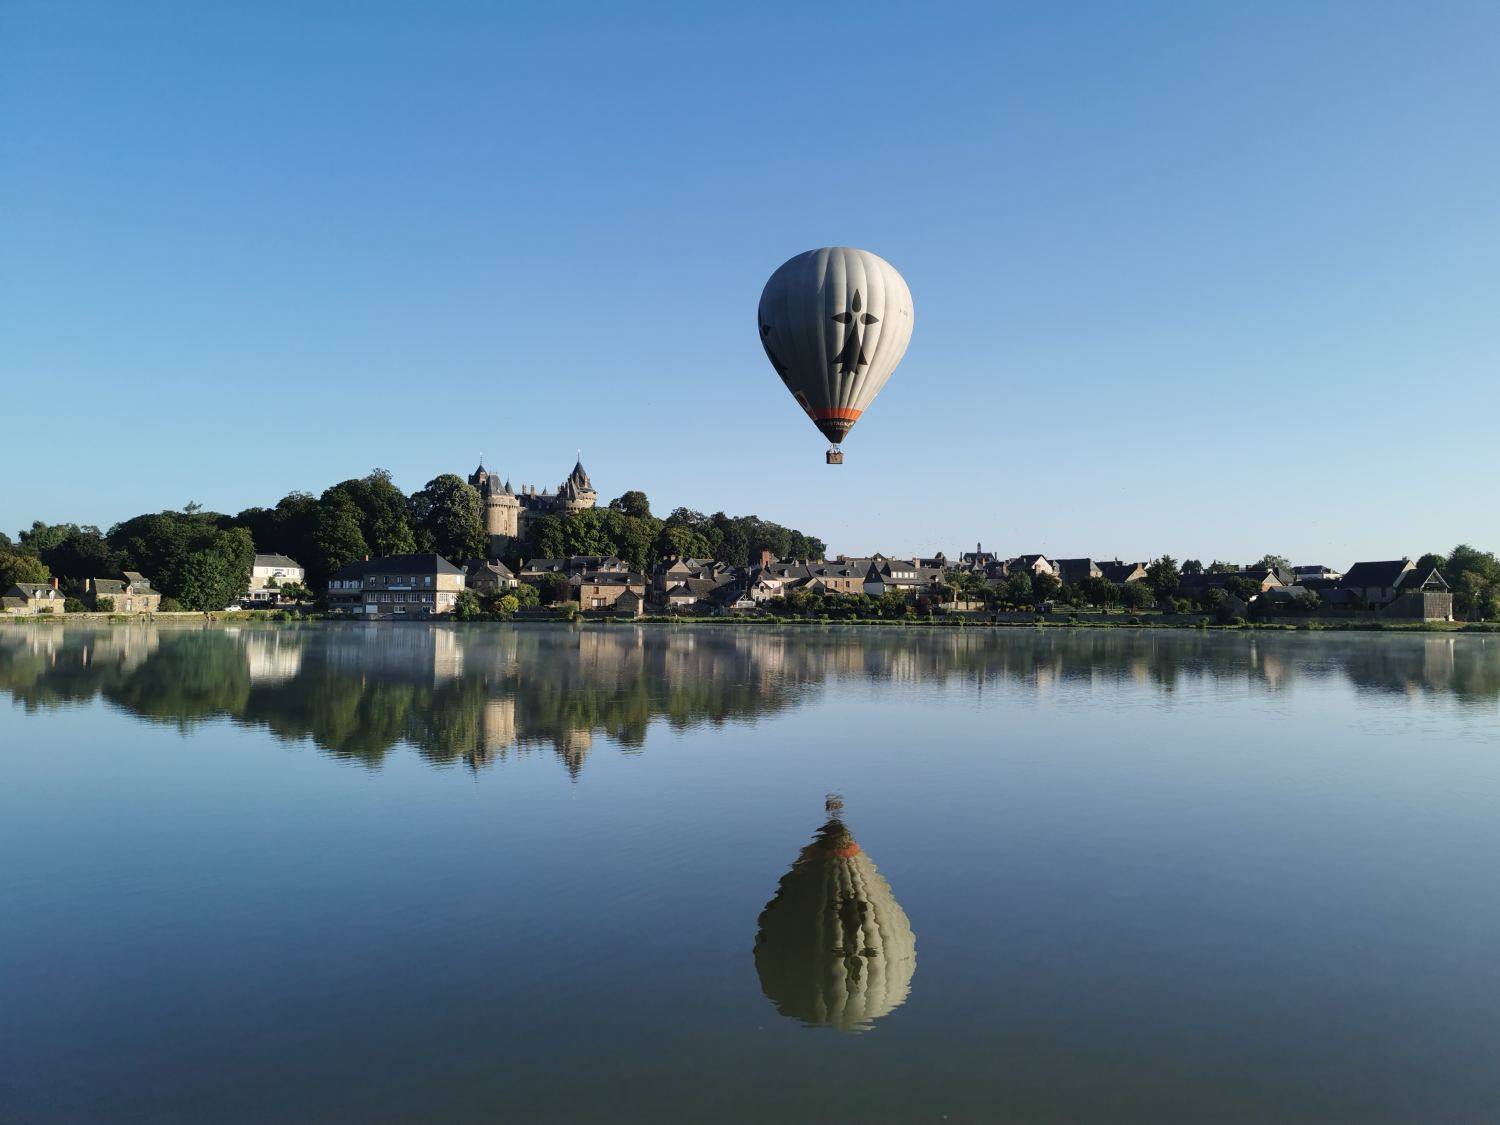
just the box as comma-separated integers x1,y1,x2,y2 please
753,797,916,1032
758,247,914,464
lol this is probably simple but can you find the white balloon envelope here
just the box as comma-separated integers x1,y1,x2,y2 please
757,247,914,463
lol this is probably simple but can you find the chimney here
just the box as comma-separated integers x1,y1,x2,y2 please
51,577,59,590
759,549,773,569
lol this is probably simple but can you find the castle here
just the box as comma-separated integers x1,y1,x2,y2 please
468,457,597,557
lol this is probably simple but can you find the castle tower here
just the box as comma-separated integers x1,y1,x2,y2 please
559,456,597,514
468,460,520,557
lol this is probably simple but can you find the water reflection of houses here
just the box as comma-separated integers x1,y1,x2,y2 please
6,626,1500,774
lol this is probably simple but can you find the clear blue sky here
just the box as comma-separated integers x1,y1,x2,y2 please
3,1,1497,565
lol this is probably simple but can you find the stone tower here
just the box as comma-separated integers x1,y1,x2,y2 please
468,461,520,555
559,458,597,514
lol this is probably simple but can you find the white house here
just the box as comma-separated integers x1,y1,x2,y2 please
247,553,305,603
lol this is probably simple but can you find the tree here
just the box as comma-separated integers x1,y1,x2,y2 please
1078,575,1120,609
1257,554,1291,572
453,590,483,620
0,552,50,589
311,494,369,580
530,574,571,606
1002,571,1033,606
32,525,122,579
410,474,487,561
163,527,254,611
325,470,417,557
657,524,712,560
525,514,567,560
1121,581,1157,610
607,490,652,519
511,583,540,607
279,582,313,602
1181,559,1204,576
1145,556,1181,599
1032,572,1062,602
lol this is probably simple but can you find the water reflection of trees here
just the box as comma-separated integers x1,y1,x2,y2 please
2,626,1499,774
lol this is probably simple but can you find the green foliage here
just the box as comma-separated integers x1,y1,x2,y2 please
0,552,50,589
453,589,483,620
531,574,571,605
511,583,540,607
657,524,712,560
311,493,369,579
107,509,251,610
63,596,86,613
1077,575,1120,609
1121,582,1157,610
410,474,488,562
1145,555,1181,599
95,596,115,612
21,523,123,579
159,596,183,611
525,514,567,559
1032,572,1062,602
607,490,652,519
278,582,313,602
324,469,416,557
1181,559,1204,575
166,528,254,611
1003,571,1033,606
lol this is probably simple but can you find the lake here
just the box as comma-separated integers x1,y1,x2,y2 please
4,623,1500,1123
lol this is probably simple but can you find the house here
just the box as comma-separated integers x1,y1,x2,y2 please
1339,559,1419,610
325,554,466,618
464,559,518,593
1292,564,1342,583
1098,560,1148,585
1008,554,1056,578
576,571,647,611
613,589,645,618
960,543,998,570
2,579,65,615
1053,558,1103,586
863,559,943,597
806,559,868,595
520,555,627,583
246,554,305,603
82,572,162,613
1339,560,1453,619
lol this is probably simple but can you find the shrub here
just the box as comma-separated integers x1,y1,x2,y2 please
95,596,115,612
159,596,183,611
63,596,86,613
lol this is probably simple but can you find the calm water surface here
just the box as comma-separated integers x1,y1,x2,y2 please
4,623,1500,1123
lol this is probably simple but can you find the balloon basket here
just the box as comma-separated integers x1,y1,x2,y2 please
826,447,844,465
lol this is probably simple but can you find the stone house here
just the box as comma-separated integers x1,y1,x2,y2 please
464,559,518,593
576,571,647,611
326,554,466,618
83,572,162,613
1098,560,1148,585
1053,558,1103,586
1340,560,1453,619
2,580,66,615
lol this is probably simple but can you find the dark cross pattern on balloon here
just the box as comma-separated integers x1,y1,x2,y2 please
831,290,878,375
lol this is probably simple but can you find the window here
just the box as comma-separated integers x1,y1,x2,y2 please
424,576,432,586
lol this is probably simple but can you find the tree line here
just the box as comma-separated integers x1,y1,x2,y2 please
0,471,826,612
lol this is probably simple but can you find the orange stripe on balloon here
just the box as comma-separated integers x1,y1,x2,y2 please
811,408,863,422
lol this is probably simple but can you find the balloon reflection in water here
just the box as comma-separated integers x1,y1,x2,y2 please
754,798,916,1032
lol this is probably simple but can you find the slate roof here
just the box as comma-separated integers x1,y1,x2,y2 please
359,553,464,576
1340,560,1414,589
253,554,302,570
